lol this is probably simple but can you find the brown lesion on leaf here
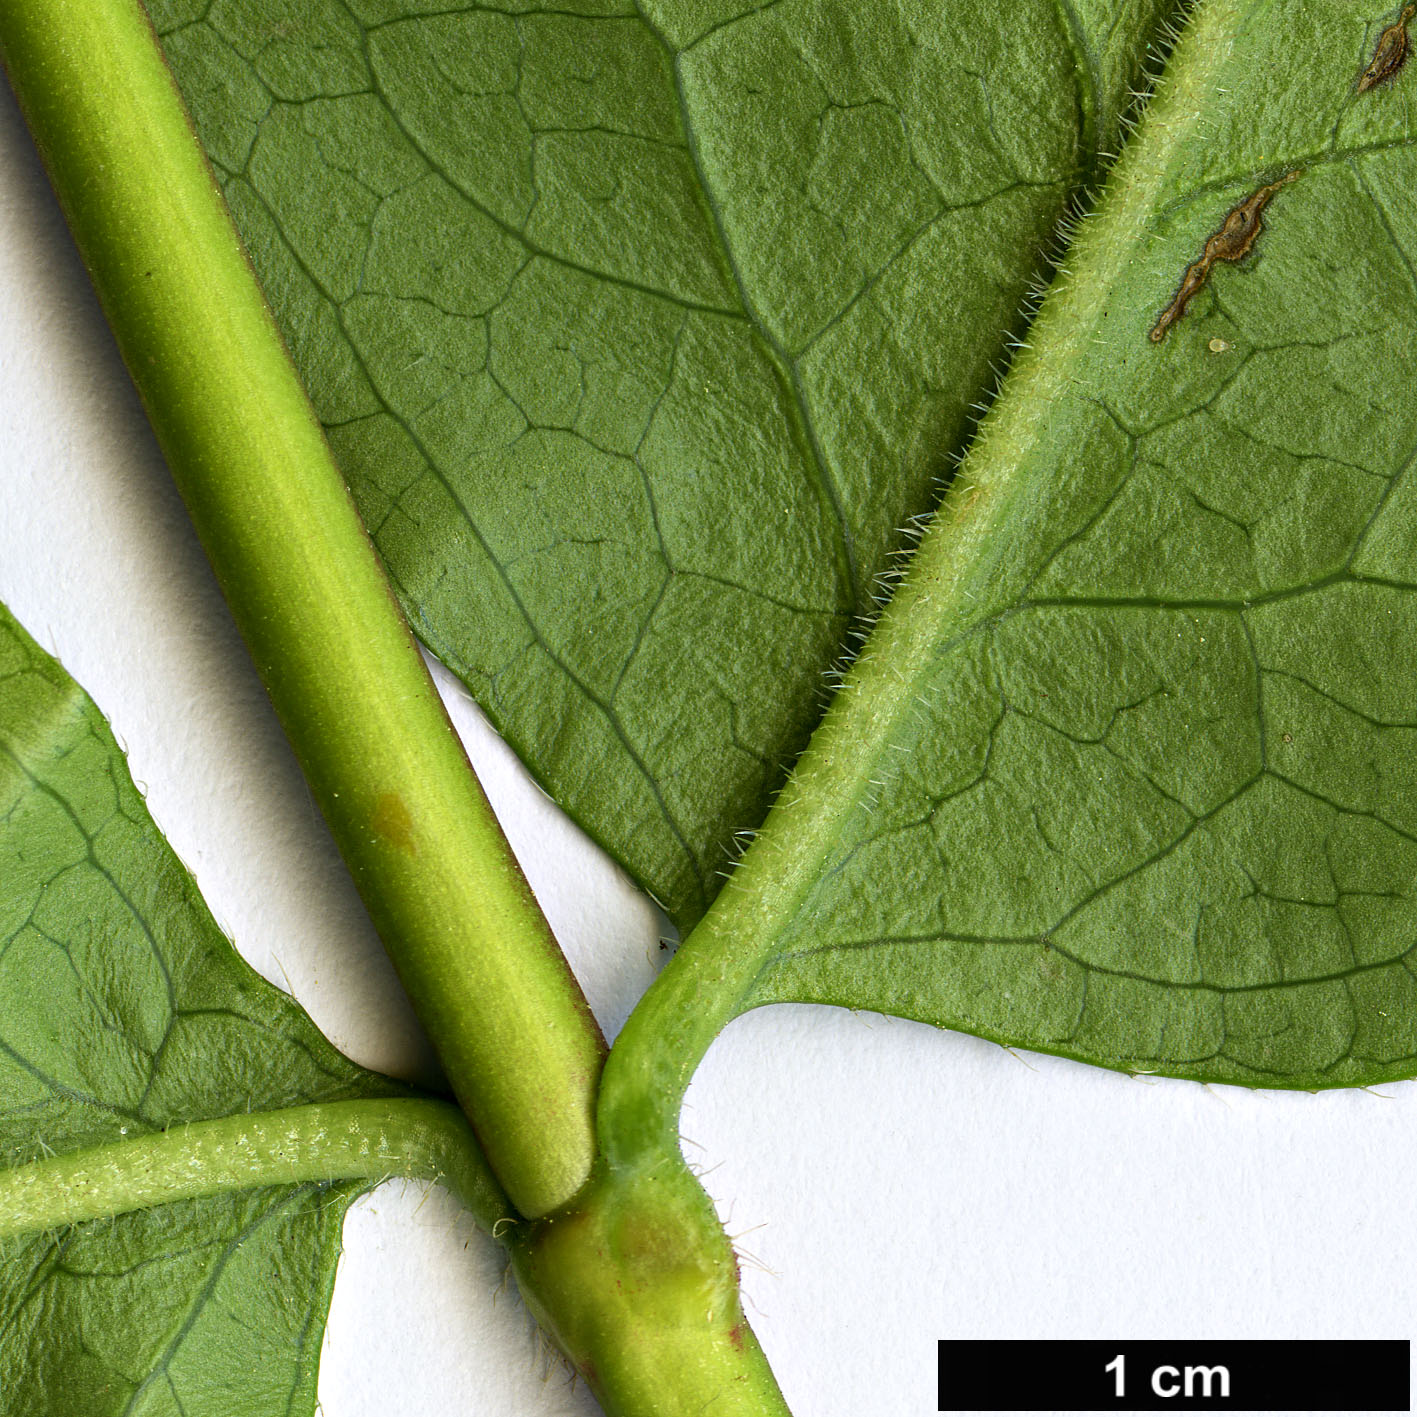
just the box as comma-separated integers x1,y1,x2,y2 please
1149,172,1301,343
1358,4,1415,93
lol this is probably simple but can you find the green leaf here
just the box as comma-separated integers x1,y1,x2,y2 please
153,0,1170,926
0,602,409,1414
0,1186,361,1417
606,0,1417,1118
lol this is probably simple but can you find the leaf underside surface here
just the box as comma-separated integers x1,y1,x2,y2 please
151,0,1170,928
147,0,1417,1098
733,0,1417,1088
0,604,402,1416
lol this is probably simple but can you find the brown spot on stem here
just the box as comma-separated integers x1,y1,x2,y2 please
1149,172,1301,342
370,791,417,855
1358,5,1415,93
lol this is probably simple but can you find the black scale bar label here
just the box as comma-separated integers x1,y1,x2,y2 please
938,1339,1410,1411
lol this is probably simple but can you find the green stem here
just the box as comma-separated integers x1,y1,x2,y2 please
0,4,796,1411
0,0,604,1221
0,1100,509,1238
508,1158,792,1417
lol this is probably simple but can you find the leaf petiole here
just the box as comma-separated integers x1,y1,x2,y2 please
0,1100,508,1238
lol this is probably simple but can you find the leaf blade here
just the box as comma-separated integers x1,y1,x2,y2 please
602,0,1417,1145
155,0,1172,925
1,1183,357,1417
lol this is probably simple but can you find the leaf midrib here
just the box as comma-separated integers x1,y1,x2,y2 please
600,0,1253,1159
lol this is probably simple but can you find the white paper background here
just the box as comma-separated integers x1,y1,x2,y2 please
0,86,1411,1417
